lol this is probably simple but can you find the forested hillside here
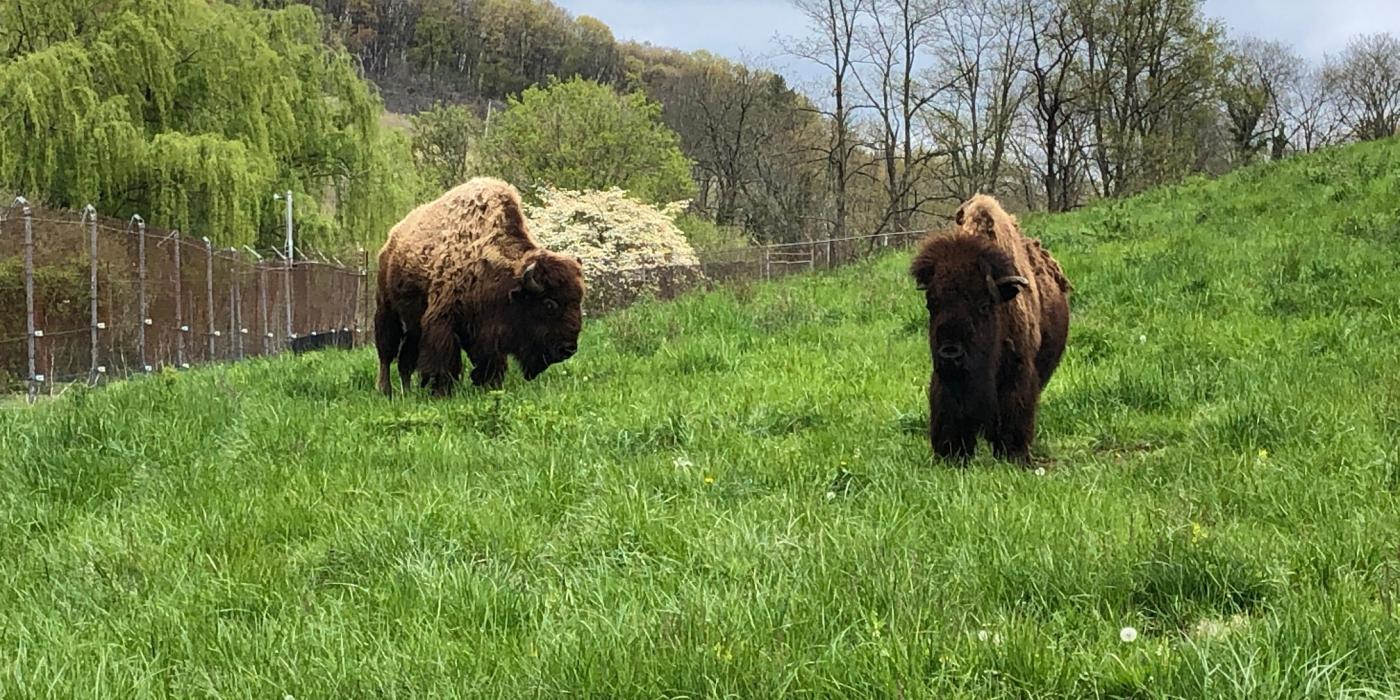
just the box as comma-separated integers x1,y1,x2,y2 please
4,0,1398,253
262,0,1400,247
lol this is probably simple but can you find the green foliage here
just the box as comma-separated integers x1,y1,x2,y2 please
409,103,484,194
477,78,696,205
0,0,417,251
673,212,751,253
5,138,1400,695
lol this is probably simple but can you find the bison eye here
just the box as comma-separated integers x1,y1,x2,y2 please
978,302,993,316
543,299,559,313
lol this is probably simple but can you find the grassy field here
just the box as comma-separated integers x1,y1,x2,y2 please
3,140,1400,697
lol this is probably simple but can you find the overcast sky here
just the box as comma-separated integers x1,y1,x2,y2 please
553,0,1400,87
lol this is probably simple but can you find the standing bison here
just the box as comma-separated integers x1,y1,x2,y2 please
909,194,1070,463
374,177,586,397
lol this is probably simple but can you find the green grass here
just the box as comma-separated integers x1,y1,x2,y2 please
4,140,1400,697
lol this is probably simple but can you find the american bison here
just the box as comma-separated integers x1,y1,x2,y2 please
910,194,1070,463
374,177,586,397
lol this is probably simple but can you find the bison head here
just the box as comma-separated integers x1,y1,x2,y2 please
909,234,1028,384
507,251,586,380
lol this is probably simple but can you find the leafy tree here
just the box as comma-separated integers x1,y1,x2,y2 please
0,0,417,250
410,102,484,194
478,78,695,204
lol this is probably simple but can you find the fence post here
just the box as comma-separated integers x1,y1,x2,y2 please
763,245,771,281
283,261,294,348
356,248,367,348
132,215,149,372
204,238,217,361
258,258,270,355
82,204,102,385
230,249,243,361
172,231,186,368
13,198,37,402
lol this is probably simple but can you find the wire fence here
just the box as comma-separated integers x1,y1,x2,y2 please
582,229,926,315
1,195,925,401
0,197,367,401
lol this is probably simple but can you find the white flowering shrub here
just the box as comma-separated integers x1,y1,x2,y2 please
525,187,707,312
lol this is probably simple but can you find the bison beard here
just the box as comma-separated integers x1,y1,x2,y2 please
910,198,1070,464
374,178,585,397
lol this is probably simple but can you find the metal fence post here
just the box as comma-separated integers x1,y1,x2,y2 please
13,197,37,402
242,246,267,356
131,215,149,372
358,248,369,348
204,238,216,361
172,231,186,368
81,205,101,384
230,249,243,361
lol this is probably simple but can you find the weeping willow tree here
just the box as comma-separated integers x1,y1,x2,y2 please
0,0,418,250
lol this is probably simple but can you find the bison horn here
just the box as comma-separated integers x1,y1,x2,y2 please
986,274,1030,303
522,261,546,294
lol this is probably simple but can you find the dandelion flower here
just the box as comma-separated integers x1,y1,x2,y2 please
1120,626,1138,643
1257,448,1269,460
704,475,716,485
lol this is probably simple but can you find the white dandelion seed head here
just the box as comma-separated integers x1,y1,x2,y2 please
1034,467,1047,477
825,491,837,500
977,629,992,642
673,455,693,469
1139,334,1147,344
1120,626,1138,643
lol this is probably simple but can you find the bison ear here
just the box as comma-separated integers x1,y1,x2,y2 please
521,260,546,294
910,254,935,291
993,275,1030,303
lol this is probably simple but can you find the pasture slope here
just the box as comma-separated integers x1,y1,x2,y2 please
3,139,1400,698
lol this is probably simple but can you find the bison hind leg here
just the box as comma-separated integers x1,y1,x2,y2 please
417,311,464,398
398,329,421,394
374,303,404,397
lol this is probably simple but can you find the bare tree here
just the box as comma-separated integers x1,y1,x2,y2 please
852,0,941,232
790,0,867,239
1222,37,1303,162
1325,33,1400,142
1021,0,1089,211
1282,64,1342,154
926,0,1032,202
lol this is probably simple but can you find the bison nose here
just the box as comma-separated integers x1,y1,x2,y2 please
937,343,965,361
555,343,577,361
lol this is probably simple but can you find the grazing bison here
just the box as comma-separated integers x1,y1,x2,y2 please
910,194,1070,463
374,177,585,397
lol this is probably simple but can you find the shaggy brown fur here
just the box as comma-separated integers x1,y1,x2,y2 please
374,177,585,397
910,195,1071,463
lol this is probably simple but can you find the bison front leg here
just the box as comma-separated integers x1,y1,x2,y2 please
990,385,1038,465
466,347,507,389
929,380,977,463
417,311,463,398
